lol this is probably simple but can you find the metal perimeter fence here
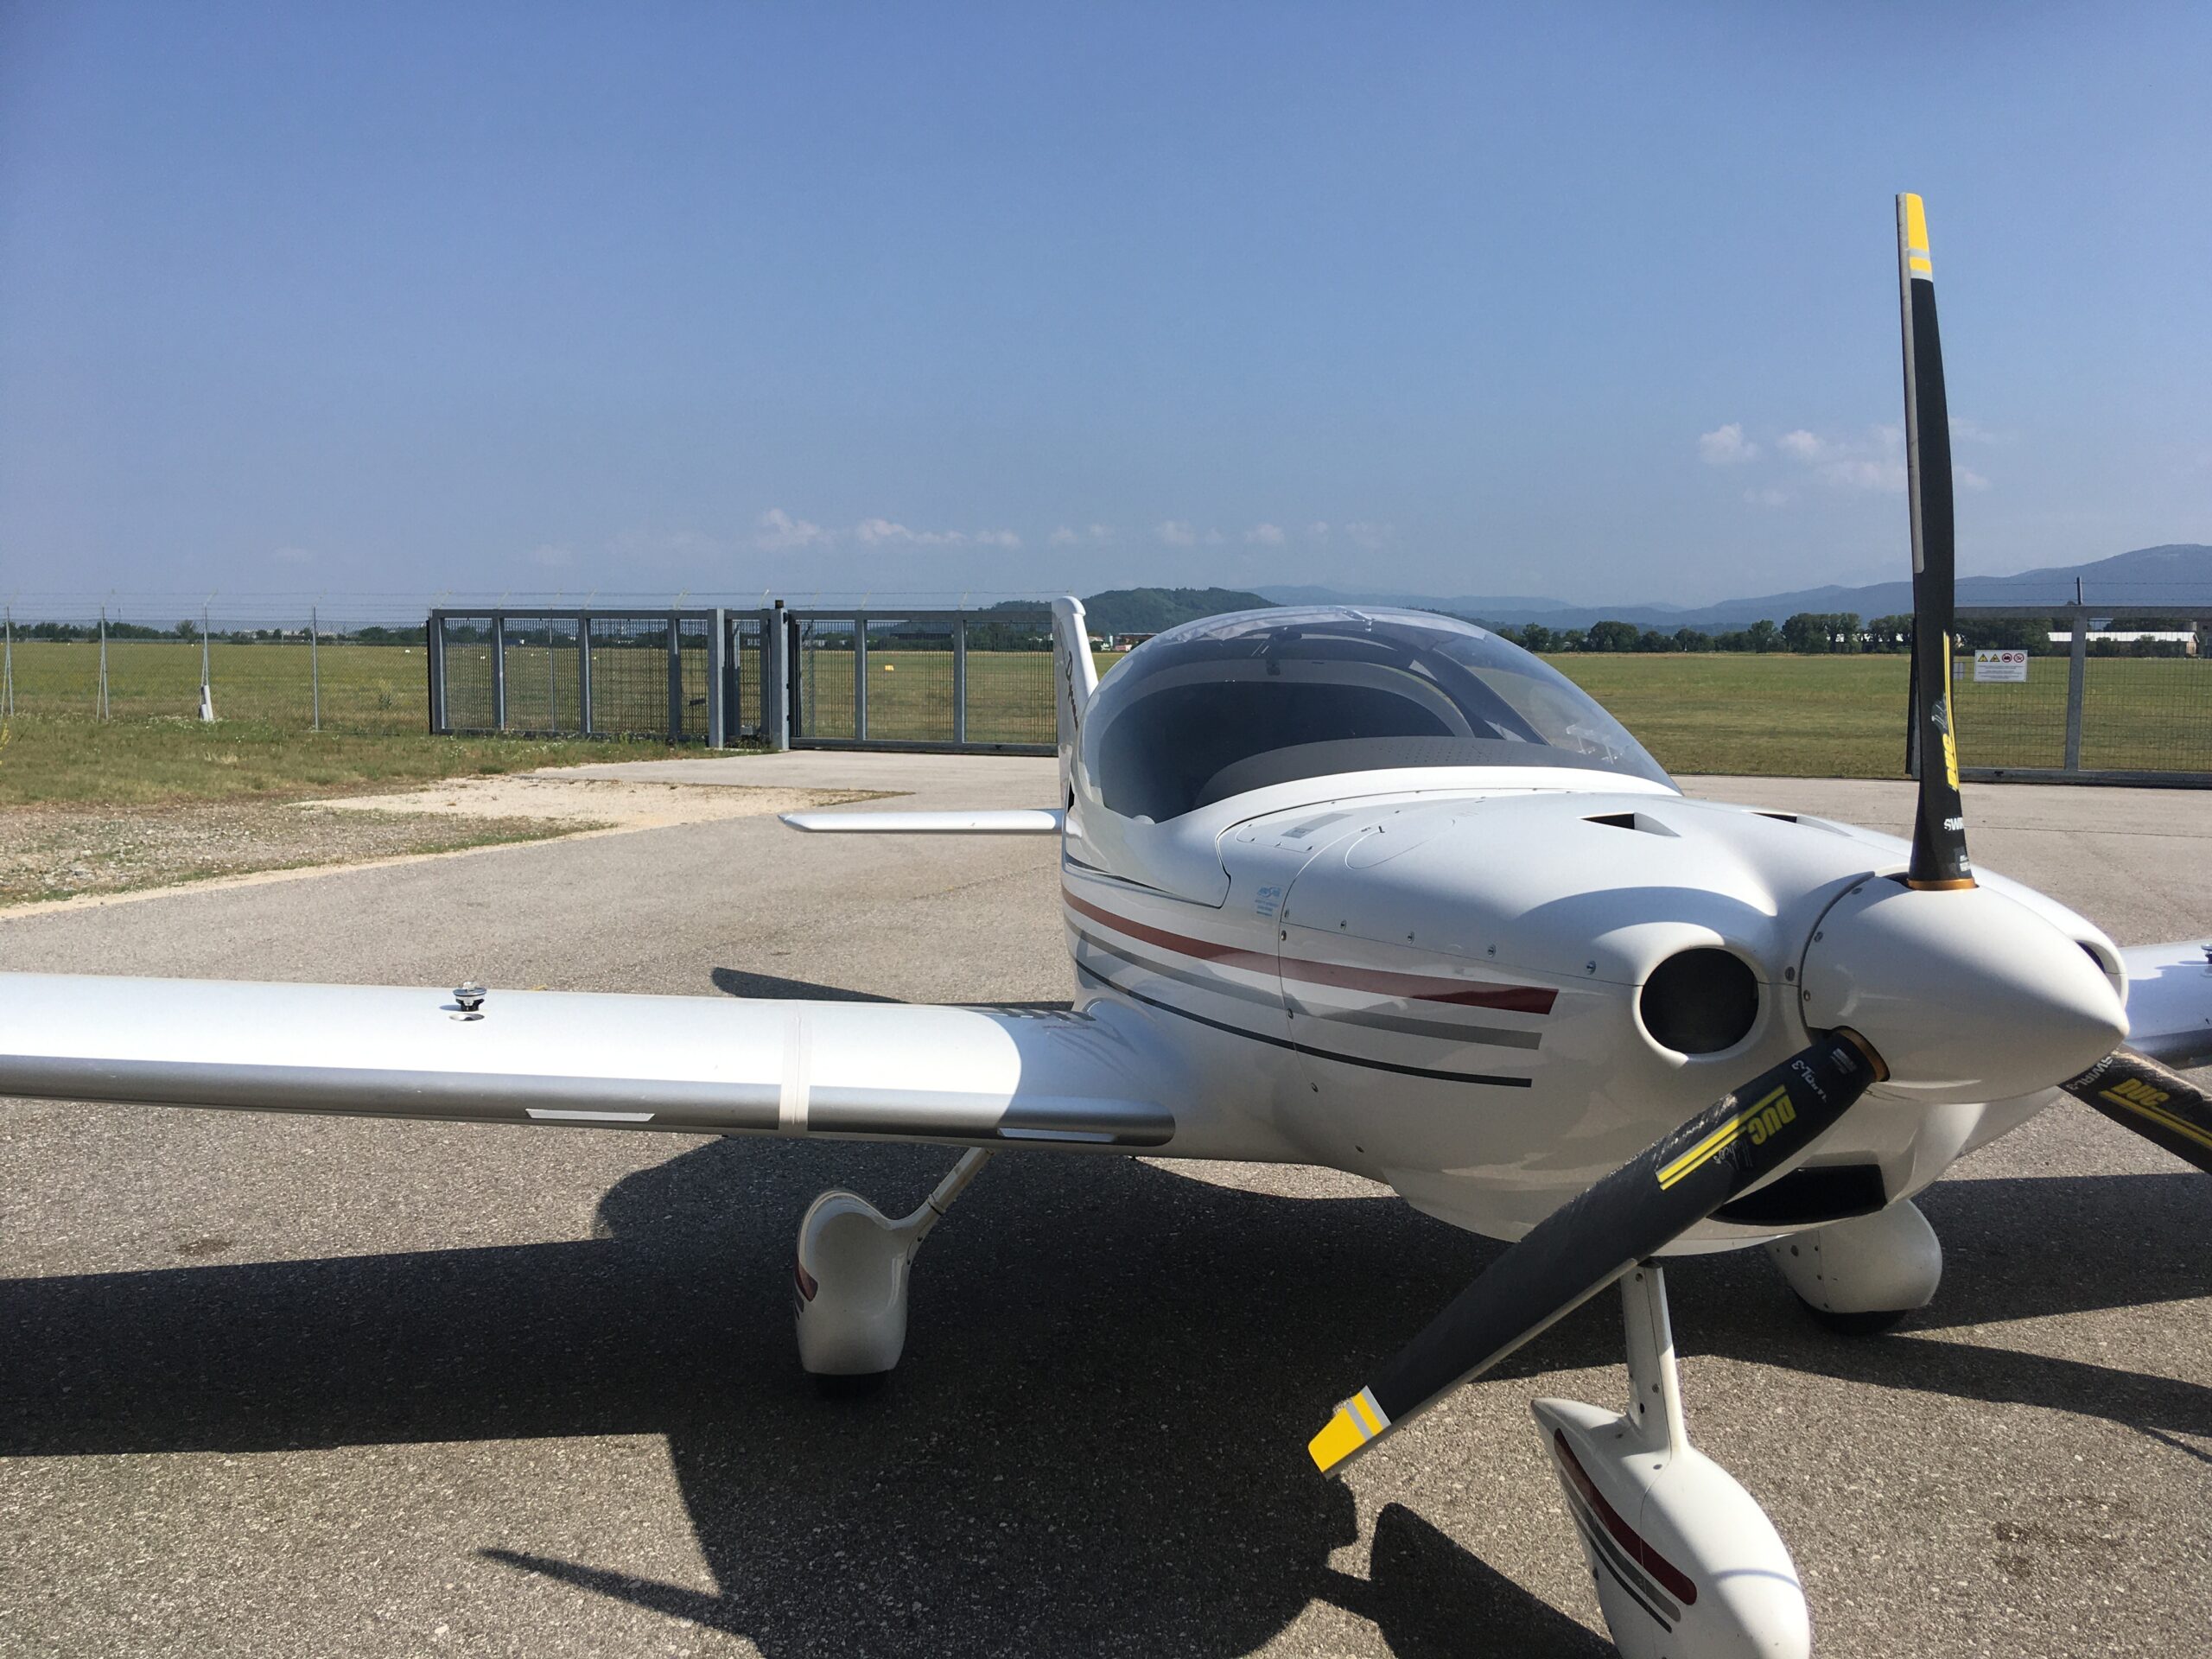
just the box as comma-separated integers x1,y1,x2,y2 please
0,600,433,734
1922,605,2210,786
0,597,1057,753
430,609,729,744
426,603,1056,753
6,594,2208,780
786,607,1056,751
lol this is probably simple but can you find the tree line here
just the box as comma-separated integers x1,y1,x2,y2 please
5,620,428,645
1488,613,2200,657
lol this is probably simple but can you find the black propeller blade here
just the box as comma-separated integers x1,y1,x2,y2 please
1897,193,1974,890
1893,201,2212,1183
1309,1030,1885,1474
2061,1047,2212,1175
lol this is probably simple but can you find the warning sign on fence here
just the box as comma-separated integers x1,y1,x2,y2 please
1973,649,2030,683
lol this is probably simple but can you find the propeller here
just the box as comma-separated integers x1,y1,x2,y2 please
2060,1048,2212,1174
1308,194,2159,1480
1891,195,2212,1175
1309,1031,1885,1473
1897,192,1974,891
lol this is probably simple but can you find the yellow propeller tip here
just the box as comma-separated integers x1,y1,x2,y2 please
1308,1409,1366,1473
1308,1389,1390,1473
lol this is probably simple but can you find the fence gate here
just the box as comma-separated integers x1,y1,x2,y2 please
429,608,731,745
1916,604,2209,787
426,604,1056,753
781,607,1054,755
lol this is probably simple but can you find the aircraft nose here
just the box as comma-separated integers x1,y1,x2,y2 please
1797,879,2126,1103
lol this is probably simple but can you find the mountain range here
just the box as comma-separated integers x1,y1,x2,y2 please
1051,587,1274,634
1254,543,2212,630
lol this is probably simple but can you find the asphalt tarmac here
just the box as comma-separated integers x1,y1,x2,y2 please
3,754,2208,1658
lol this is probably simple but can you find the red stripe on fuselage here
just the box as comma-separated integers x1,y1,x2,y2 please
1062,888,1557,1015
1552,1431,1699,1606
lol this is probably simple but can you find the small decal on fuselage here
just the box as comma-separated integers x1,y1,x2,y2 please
1255,885,1282,919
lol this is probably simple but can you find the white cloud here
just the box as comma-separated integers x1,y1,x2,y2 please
1345,521,1389,550
271,545,315,564
1306,521,1330,540
1957,467,1992,492
1048,526,1079,546
1743,486,1791,507
854,517,913,545
1949,416,2005,444
1826,457,1905,492
1698,423,1759,465
855,518,1020,549
1156,520,1198,547
1244,523,1285,545
755,508,831,550
1772,426,1906,493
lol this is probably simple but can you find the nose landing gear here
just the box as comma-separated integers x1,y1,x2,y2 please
1535,1265,1811,1659
792,1148,994,1381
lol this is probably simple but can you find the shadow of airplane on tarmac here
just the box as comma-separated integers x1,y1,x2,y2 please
2,970,2207,1656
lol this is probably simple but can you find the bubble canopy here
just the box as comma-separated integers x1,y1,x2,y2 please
1079,607,1672,823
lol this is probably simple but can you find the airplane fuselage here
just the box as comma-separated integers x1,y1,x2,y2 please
1059,769,2125,1246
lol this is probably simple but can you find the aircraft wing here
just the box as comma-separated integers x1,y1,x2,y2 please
781,808,1062,834
2122,941,2212,1070
0,974,1176,1149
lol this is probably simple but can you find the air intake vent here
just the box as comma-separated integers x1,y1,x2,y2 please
1639,949,1759,1055
1586,812,1677,837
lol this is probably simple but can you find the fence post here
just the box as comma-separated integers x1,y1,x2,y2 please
707,607,727,748
98,607,109,720
665,613,683,743
952,613,969,746
491,613,508,732
2,605,12,717
767,601,790,749
2063,607,2087,775
309,606,321,731
854,615,869,742
427,613,448,734
577,612,594,737
785,606,803,748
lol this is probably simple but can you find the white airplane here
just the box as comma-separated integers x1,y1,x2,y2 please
4,197,2209,1659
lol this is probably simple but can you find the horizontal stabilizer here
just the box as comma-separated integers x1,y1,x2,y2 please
0,974,1172,1148
781,808,1063,835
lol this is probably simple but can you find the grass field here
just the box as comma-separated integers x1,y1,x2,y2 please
0,719,679,809
1554,652,2211,776
4,639,429,732
5,638,2207,785
1553,654,1913,776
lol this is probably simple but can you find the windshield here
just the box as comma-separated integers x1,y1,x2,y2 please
1080,607,1670,822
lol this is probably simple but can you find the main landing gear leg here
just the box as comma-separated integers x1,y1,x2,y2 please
1532,1264,1811,1659
792,1148,994,1382
1765,1198,1942,1336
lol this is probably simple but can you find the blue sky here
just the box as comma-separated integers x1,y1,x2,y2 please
2,2,2205,608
